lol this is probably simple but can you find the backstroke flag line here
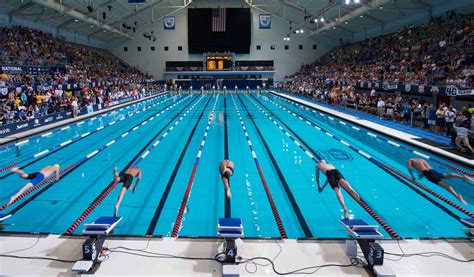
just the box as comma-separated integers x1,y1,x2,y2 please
212,8,226,32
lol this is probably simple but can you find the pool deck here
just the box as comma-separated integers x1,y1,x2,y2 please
0,234,472,276
271,91,474,168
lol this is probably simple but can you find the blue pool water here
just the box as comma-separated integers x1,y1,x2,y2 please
0,92,472,239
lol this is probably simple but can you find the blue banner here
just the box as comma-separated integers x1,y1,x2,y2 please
163,16,175,30
259,14,271,29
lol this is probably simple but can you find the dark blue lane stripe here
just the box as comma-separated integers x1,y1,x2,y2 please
263,95,472,226
146,96,213,235
0,96,174,180
7,96,195,216
224,94,231,218
237,94,313,238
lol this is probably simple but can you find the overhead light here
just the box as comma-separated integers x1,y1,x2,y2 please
300,29,304,33
333,26,336,29
345,21,348,24
355,0,360,3
345,0,350,4
295,30,300,34
379,6,383,9
74,19,78,22
314,18,318,23
90,25,94,28
320,17,324,22
360,15,364,18
103,30,107,32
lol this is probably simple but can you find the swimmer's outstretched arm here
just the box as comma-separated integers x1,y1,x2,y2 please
132,169,142,193
316,167,328,192
407,159,415,180
55,167,60,181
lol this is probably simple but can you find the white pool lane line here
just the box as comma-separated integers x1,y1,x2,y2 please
1,95,194,212
0,96,176,173
270,92,474,169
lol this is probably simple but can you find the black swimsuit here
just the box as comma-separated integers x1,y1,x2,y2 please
221,167,234,178
326,169,345,189
120,174,134,189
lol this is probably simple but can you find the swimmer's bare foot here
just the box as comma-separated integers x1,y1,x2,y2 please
226,189,232,199
459,194,468,206
11,167,20,173
464,176,474,183
343,208,349,220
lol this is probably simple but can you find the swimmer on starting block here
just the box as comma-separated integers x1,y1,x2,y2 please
219,160,234,198
113,165,142,216
408,158,471,205
316,160,360,219
6,165,60,207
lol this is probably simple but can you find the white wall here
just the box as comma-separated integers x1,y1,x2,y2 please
111,7,336,81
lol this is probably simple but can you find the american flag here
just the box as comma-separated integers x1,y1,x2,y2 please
212,8,226,32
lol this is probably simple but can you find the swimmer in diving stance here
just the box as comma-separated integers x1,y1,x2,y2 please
113,165,142,216
219,160,234,198
316,160,360,219
6,164,60,207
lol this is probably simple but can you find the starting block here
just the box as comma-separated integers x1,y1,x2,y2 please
461,218,474,235
72,216,122,274
0,214,12,222
340,219,383,239
340,219,389,275
83,216,123,235
218,218,243,276
218,218,244,238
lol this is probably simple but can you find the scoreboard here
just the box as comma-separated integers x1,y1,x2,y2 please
204,53,234,71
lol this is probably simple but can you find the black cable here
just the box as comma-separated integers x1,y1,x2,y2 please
105,249,217,261
239,256,361,275
384,251,474,263
244,239,282,272
0,254,80,263
0,236,41,255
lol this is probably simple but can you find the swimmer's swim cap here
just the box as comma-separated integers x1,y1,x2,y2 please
54,164,60,168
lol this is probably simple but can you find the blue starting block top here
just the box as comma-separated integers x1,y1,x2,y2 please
218,218,244,238
0,213,12,222
82,216,122,235
340,219,383,239
461,218,474,227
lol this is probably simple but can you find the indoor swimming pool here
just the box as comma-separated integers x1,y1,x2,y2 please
0,92,472,239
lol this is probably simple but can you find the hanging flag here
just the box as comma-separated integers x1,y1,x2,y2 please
212,8,226,32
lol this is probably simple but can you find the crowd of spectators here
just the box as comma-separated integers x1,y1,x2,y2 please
282,12,473,92
0,26,157,126
280,12,474,153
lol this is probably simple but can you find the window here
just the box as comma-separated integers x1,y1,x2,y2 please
284,45,289,50
124,47,128,52
151,46,155,51
164,46,169,51
178,46,183,51
313,44,317,50
137,46,142,51
270,45,275,50
298,45,303,50
256,45,261,50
